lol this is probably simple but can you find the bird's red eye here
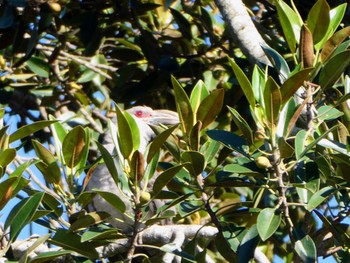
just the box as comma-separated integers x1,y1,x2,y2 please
135,110,144,118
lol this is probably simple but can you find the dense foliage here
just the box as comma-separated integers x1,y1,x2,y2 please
1,0,350,262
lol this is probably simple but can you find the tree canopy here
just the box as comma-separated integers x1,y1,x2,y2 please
1,0,350,262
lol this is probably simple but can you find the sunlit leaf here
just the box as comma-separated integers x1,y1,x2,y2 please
300,25,314,68
257,208,281,241
181,151,205,176
197,89,224,128
10,120,57,143
307,0,330,46
189,80,209,113
306,186,335,211
295,235,317,263
62,125,86,168
228,58,255,109
321,26,350,62
263,77,281,125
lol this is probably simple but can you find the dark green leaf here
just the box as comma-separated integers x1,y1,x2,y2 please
29,250,76,263
95,141,119,185
181,151,205,176
228,58,255,109
6,192,44,242
261,43,290,80
10,120,57,143
153,164,184,197
238,225,260,263
207,130,249,158
27,56,50,78
94,190,126,214
307,0,330,45
0,148,15,167
50,228,99,258
81,229,123,242
306,186,335,211
319,50,350,89
170,8,192,39
70,211,111,231
321,26,350,62
172,76,194,134
115,105,133,159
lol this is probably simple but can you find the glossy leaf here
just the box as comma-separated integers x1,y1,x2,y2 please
181,151,205,176
94,190,126,214
257,208,281,241
0,148,15,167
29,250,75,263
207,130,249,158
228,58,255,109
124,111,140,152
281,68,313,105
238,225,260,263
172,76,194,134
224,164,263,178
261,43,290,81
320,50,350,89
95,141,119,185
275,0,302,52
197,88,224,128
295,235,317,263
70,211,111,231
62,125,86,168
9,120,57,143
50,228,99,258
251,65,265,106
153,164,184,197
6,192,44,242
26,56,50,78
115,105,133,159
317,105,343,121
263,77,281,125
321,26,350,62
81,229,123,242
306,186,335,211
32,140,61,184
189,80,209,113
147,124,178,163
307,0,330,46
295,130,307,160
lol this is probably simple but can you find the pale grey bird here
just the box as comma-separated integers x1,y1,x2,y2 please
87,106,179,232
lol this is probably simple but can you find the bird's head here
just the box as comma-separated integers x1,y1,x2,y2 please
126,106,179,126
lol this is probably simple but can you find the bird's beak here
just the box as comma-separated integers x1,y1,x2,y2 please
148,109,179,125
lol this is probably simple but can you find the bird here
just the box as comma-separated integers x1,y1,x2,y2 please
86,106,179,232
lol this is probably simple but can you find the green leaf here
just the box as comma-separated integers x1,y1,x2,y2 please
115,105,133,159
197,89,224,128
147,125,178,163
306,186,335,211
319,50,350,89
62,125,86,168
261,43,290,81
294,235,317,263
6,192,44,242
32,140,61,184
251,65,265,106
224,164,263,177
95,141,119,185
181,151,205,176
307,0,330,46
189,80,209,113
257,208,281,241
264,77,281,125
228,58,255,109
50,228,99,258
29,250,76,263
317,105,343,121
70,211,111,231
281,68,313,105
0,148,15,167
153,164,184,197
238,225,260,263
172,76,194,134
26,56,50,78
124,111,141,152
275,0,302,52
295,130,307,160
9,120,57,143
189,121,201,151
81,229,123,242
94,190,126,214
206,130,249,158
